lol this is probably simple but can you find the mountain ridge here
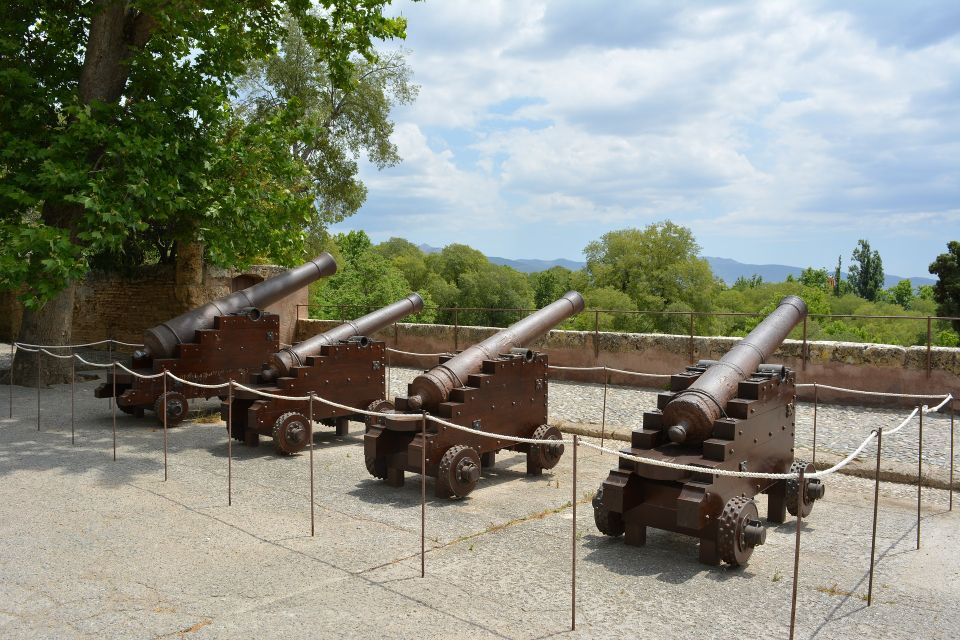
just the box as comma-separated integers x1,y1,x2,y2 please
415,244,934,288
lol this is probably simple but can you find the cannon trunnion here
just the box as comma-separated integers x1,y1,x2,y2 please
225,339,386,455
365,349,563,498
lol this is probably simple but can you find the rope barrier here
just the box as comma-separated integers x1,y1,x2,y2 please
72,354,114,368
924,395,953,413
385,347,447,358
14,339,143,349
604,367,671,379
427,413,574,446
163,370,230,391
39,348,73,360
114,361,165,379
796,383,949,401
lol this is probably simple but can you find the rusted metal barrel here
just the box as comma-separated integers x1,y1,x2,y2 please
406,291,585,412
262,293,424,380
142,253,337,359
664,295,807,445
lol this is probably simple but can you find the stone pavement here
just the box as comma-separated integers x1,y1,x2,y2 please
1,371,959,639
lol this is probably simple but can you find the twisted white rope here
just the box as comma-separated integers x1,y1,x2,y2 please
427,413,574,446
923,394,953,413
231,380,311,402
72,354,114,368
385,347,446,357
548,365,606,372
163,370,230,390
883,407,920,436
15,339,143,349
39,348,73,360
796,382,948,401
115,361,165,379
604,366,671,379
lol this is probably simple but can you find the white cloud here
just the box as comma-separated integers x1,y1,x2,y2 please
348,0,960,273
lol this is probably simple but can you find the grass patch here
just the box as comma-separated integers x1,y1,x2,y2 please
193,412,223,425
816,584,868,601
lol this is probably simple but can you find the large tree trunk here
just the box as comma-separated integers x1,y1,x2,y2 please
10,2,158,386
11,286,76,387
174,239,207,312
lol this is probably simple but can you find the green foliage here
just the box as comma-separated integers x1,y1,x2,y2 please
799,267,830,293
0,1,408,306
848,239,884,301
733,274,763,290
929,240,960,330
311,230,435,323
886,279,914,308
584,221,717,331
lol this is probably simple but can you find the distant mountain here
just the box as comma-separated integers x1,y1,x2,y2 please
414,243,933,287
704,256,935,289
488,256,586,272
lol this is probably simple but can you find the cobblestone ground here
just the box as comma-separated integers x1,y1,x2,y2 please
386,365,954,471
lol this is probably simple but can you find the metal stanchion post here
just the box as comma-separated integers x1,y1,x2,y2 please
309,392,315,537
36,352,41,431
112,361,117,461
948,402,954,511
788,467,804,640
868,428,882,606
107,339,113,409
917,406,923,550
600,367,608,453
228,381,233,506
70,351,76,445
8,341,13,418
421,411,427,578
162,369,168,481
812,383,818,464
571,434,578,632
387,349,392,400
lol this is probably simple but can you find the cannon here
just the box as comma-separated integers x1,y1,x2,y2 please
94,254,337,424
593,296,825,566
225,294,424,455
365,291,584,498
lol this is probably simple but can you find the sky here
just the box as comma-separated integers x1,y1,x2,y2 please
330,0,960,278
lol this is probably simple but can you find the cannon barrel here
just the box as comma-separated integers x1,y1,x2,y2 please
664,295,807,444
406,291,585,412
142,253,337,359
262,293,425,380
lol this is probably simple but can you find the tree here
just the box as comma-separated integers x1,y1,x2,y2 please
799,267,830,293
833,255,842,296
530,266,576,308
887,280,914,309
312,231,435,323
929,241,960,331
1,2,408,384
584,221,717,330
239,16,418,234
848,239,884,301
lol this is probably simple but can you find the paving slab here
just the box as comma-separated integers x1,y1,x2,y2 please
0,370,958,639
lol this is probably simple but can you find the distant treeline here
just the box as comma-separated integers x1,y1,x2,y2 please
309,222,959,348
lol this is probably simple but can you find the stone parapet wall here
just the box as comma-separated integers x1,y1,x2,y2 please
295,319,959,409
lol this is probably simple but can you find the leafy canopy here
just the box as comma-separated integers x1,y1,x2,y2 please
0,1,408,306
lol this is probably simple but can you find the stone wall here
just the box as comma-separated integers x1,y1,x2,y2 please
295,319,959,409
9,264,308,348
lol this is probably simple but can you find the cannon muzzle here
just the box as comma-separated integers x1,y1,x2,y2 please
262,293,424,380
406,291,584,412
142,253,337,359
664,295,807,445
